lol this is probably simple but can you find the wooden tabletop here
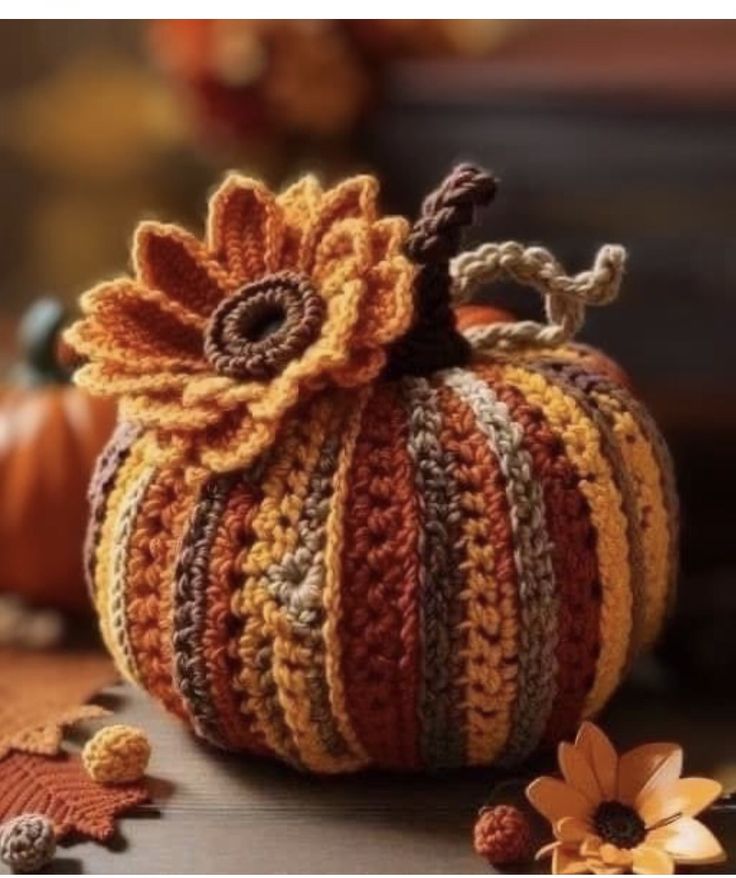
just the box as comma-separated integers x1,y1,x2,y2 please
4,660,734,875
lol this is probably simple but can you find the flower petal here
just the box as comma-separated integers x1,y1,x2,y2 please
68,280,205,370
133,222,227,316
278,174,323,268
631,843,674,874
527,776,594,826
312,217,372,292
75,362,196,397
197,411,276,472
298,175,378,272
552,844,594,874
633,749,684,821
352,252,415,347
599,844,632,867
575,722,618,801
647,816,726,865
617,743,682,805
207,175,283,282
560,741,603,804
556,817,593,844
639,777,723,827
119,391,219,431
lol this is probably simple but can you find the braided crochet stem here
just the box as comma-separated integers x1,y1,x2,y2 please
387,164,497,377
451,241,626,351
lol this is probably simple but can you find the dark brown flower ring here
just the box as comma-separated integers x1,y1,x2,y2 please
204,272,326,381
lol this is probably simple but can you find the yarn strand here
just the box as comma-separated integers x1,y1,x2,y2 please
451,241,626,351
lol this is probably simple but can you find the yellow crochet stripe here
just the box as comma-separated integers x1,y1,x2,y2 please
269,398,365,773
590,390,670,650
93,436,150,676
321,390,371,769
234,398,333,764
438,381,517,766
497,364,632,716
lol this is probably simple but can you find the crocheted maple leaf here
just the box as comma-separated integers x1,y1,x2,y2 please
0,648,116,760
0,752,149,841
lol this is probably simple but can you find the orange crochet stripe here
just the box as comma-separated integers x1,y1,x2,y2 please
434,381,520,766
125,464,197,718
339,384,422,768
203,478,272,755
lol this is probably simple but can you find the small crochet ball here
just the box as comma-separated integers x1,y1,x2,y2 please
67,162,678,773
82,724,151,784
0,814,56,873
473,805,531,865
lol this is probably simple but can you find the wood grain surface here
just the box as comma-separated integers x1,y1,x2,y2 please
2,659,733,874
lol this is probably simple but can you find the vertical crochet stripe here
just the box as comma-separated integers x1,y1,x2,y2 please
173,473,236,746
575,370,679,645
234,399,334,766
434,381,520,766
125,465,196,718
108,464,157,685
339,383,422,768
321,392,371,769
84,421,138,601
497,364,632,717
444,369,558,765
529,361,647,665
205,478,271,755
91,438,149,664
400,377,463,768
478,366,601,745
267,399,363,772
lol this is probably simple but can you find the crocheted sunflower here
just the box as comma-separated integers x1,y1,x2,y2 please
67,174,415,471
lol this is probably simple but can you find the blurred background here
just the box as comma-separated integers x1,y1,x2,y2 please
0,20,735,677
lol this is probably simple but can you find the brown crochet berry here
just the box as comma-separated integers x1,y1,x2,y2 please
473,804,531,865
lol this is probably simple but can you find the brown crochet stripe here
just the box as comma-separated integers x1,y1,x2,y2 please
84,422,139,601
400,376,466,768
434,380,520,766
528,360,647,665
479,365,601,745
205,479,272,756
339,383,423,768
173,473,238,746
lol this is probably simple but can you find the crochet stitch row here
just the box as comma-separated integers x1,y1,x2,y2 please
85,343,676,773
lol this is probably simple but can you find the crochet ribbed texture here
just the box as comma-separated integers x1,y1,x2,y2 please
66,166,678,773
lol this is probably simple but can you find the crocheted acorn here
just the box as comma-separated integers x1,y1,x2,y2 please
473,805,531,864
66,164,678,773
82,725,151,784
0,814,56,873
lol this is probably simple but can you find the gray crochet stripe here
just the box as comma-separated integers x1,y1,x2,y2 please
109,464,156,683
442,368,559,765
172,473,237,748
263,429,354,762
399,376,464,768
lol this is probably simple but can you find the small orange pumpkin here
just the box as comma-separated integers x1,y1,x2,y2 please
0,299,116,612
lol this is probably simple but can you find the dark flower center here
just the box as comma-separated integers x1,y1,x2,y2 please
593,801,646,849
205,272,325,381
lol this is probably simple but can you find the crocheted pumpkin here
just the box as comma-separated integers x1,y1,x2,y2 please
0,299,116,612
67,165,678,772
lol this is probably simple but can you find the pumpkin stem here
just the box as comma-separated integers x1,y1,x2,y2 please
14,298,70,386
386,163,497,377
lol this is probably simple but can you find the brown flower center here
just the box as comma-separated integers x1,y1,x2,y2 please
593,801,646,849
205,272,326,381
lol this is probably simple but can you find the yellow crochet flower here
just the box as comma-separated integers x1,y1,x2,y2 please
66,173,415,471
